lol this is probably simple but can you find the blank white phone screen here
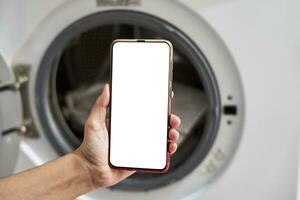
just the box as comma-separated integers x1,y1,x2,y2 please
110,41,171,170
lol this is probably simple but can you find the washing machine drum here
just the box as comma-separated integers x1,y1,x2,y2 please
1,1,244,196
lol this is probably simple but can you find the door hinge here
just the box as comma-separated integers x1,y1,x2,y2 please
0,72,28,92
0,65,39,138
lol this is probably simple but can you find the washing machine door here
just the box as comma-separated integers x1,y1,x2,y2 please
0,54,25,177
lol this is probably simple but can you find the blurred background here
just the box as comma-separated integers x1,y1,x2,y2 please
0,0,299,199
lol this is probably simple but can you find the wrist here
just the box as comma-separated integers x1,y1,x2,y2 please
70,150,98,191
72,148,110,188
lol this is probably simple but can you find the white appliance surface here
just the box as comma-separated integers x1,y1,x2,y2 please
182,0,300,199
0,0,299,199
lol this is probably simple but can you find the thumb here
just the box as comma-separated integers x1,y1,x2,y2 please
86,84,110,126
97,83,110,109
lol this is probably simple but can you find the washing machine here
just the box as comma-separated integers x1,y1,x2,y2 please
0,0,299,199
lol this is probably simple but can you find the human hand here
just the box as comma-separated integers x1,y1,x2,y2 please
74,84,181,188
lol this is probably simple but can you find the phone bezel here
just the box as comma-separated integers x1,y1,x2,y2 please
108,39,173,173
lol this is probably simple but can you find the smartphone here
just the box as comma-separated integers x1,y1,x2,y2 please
108,39,173,173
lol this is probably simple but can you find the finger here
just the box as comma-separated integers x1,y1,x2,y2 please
172,91,174,99
168,142,177,154
170,114,181,129
168,129,179,141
